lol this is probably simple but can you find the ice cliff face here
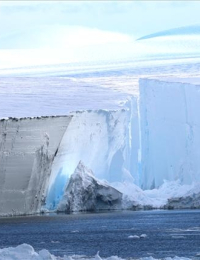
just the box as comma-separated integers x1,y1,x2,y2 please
139,78,200,189
0,72,141,215
57,161,122,212
45,108,134,210
0,106,136,215
0,116,72,216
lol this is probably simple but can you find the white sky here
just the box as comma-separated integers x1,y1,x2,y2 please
1,1,200,68
1,1,200,39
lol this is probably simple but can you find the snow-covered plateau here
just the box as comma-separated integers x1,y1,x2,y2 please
139,78,200,189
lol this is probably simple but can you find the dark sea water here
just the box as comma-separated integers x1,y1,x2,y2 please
0,210,200,258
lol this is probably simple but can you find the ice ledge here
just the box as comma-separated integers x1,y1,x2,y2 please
0,108,128,121
0,115,71,121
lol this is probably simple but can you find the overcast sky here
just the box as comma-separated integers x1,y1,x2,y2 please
1,1,200,68
1,1,200,40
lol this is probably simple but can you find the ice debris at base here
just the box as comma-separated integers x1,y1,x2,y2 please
45,108,134,211
165,182,200,209
0,244,193,260
112,179,200,209
139,78,200,189
56,159,200,212
57,161,122,212
166,194,200,209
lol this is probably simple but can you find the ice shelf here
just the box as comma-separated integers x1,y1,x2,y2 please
1,76,200,215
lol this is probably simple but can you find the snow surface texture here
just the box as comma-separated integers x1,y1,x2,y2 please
139,78,200,189
57,161,122,212
0,244,193,260
0,116,72,216
166,193,200,209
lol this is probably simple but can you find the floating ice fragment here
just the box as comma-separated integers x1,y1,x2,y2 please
39,249,56,259
51,241,60,244
140,234,147,238
71,230,79,233
171,235,185,239
128,235,140,239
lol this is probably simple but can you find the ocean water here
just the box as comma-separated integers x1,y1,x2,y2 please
0,210,200,258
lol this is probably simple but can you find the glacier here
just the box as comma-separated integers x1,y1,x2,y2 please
2,75,200,215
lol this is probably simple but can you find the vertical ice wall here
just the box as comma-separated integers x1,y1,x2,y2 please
139,78,200,189
0,116,72,216
128,96,141,186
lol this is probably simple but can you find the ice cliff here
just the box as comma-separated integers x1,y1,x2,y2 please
0,107,135,216
0,116,72,216
139,78,200,189
45,108,135,210
57,161,122,212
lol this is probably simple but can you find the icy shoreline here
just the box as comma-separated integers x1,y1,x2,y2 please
0,243,195,260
